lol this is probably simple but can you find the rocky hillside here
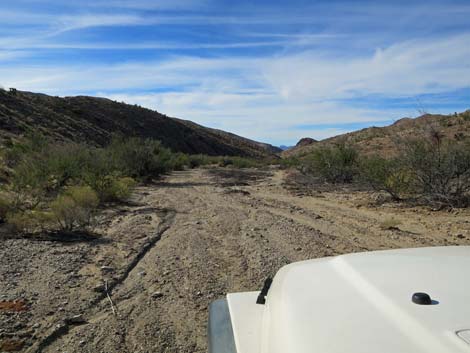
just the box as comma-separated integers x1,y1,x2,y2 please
0,89,280,158
283,111,470,157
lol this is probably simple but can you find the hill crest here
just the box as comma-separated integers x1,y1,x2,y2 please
283,110,470,158
0,89,280,158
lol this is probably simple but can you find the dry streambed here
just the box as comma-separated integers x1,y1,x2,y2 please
1,168,470,353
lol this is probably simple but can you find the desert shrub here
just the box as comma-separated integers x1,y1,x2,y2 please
6,210,54,233
187,154,214,168
305,144,358,183
101,176,136,202
359,157,411,200
9,141,92,204
107,137,174,179
50,186,99,231
84,172,136,203
219,157,233,167
2,132,49,167
0,195,12,222
401,137,470,207
170,152,190,171
6,211,34,232
219,156,260,168
41,143,91,188
81,148,116,199
279,157,301,169
462,111,470,122
10,157,50,206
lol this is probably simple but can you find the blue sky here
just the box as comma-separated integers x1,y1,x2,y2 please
1,0,470,145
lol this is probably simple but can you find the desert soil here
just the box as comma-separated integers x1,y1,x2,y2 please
1,167,470,353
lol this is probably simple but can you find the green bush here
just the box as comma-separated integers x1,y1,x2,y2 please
219,156,260,168
42,143,91,188
84,173,136,203
10,157,50,206
359,157,411,200
186,154,212,168
461,111,470,122
51,186,99,231
360,136,470,207
9,141,92,205
0,195,12,222
107,137,174,179
279,157,300,169
401,138,470,206
305,144,358,183
3,132,49,167
6,209,54,233
102,176,136,202
170,152,190,171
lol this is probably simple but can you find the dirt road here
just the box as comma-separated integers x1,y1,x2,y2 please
1,168,470,353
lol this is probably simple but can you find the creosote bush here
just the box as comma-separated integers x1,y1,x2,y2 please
304,144,358,183
219,156,258,168
359,157,411,201
6,209,54,233
401,137,470,207
1,134,267,234
89,175,136,203
107,137,175,179
51,186,99,231
300,133,470,208
0,195,12,222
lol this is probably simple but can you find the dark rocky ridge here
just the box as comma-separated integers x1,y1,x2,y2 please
0,89,281,158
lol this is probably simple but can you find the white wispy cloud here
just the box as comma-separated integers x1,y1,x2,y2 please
0,40,298,50
263,33,470,100
0,50,30,61
11,0,209,11
1,32,469,143
1,1,469,144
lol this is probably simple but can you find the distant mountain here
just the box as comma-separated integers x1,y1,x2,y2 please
283,111,470,158
0,89,281,158
278,145,293,151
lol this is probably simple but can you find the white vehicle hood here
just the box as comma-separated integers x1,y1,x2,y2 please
228,246,470,353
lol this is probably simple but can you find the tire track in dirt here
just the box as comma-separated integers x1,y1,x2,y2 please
30,209,175,353
8,168,469,353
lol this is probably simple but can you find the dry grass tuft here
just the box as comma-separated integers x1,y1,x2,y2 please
379,217,402,230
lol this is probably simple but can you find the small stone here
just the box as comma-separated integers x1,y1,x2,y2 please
100,266,114,272
93,284,105,293
151,292,163,299
66,314,87,325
